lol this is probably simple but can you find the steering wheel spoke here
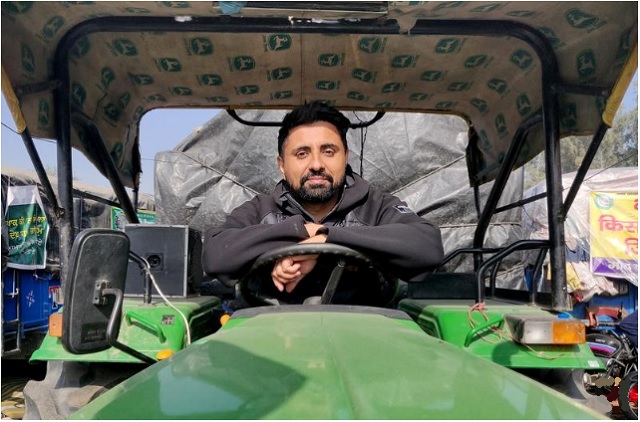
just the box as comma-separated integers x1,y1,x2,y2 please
321,258,346,304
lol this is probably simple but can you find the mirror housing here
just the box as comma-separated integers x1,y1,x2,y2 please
62,229,129,354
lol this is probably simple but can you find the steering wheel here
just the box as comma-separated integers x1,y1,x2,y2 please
239,243,397,306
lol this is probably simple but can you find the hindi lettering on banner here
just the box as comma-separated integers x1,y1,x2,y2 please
598,214,624,231
4,185,49,269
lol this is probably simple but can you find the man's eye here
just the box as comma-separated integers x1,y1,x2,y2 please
296,151,308,158
323,149,335,156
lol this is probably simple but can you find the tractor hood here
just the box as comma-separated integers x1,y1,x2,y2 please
71,306,605,419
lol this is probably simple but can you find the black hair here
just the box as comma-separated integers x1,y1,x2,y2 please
278,101,350,156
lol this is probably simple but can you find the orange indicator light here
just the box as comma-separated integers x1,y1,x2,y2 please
48,313,62,337
551,320,585,344
156,349,174,360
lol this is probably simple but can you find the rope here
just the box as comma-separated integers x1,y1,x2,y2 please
467,302,564,360
467,302,503,344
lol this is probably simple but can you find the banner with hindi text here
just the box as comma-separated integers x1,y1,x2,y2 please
590,191,638,281
5,185,49,269
110,207,156,230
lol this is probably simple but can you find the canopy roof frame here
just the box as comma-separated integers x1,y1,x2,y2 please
43,15,576,307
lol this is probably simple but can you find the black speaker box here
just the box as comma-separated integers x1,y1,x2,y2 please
124,224,203,298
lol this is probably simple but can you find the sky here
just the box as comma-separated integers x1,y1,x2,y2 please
1,102,220,194
1,72,638,195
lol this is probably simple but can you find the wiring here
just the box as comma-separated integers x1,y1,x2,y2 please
138,256,192,346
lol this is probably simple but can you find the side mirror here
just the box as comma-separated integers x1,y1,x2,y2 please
62,229,129,354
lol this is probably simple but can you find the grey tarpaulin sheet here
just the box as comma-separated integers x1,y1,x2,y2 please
156,110,525,286
523,167,638,301
1,167,155,272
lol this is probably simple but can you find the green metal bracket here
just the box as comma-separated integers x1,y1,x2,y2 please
463,315,504,347
125,311,167,343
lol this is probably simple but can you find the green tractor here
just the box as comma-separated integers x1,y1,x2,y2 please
1,1,636,419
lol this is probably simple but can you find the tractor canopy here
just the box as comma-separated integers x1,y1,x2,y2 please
2,1,637,190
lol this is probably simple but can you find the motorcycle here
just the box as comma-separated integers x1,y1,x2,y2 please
583,320,638,419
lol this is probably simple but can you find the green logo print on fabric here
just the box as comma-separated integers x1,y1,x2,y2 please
71,37,91,60
267,34,292,51
101,67,116,90
318,54,342,67
42,16,65,40
131,74,155,86
21,44,35,74
232,56,255,71
435,38,462,54
113,39,138,56
358,37,385,54
198,74,222,86
577,50,597,79
565,8,600,30
269,67,293,81
516,94,532,117
189,38,214,55
352,68,376,83
158,58,182,72
38,100,49,129
2,2,32,14
421,70,444,82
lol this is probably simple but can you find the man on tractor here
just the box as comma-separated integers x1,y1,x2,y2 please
202,101,444,305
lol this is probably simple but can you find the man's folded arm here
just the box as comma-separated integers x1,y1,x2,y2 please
202,214,308,281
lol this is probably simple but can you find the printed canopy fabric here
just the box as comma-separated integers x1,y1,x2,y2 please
1,2,637,188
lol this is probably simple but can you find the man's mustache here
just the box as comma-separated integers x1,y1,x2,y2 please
301,171,334,184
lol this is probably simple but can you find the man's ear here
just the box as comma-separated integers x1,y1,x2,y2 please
277,155,285,178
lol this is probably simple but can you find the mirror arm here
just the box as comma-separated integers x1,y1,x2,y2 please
103,288,156,365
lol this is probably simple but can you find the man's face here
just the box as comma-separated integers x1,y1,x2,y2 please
277,121,348,204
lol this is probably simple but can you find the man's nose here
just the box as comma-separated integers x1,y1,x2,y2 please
308,153,324,170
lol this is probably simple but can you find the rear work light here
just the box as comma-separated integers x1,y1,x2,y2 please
505,314,586,345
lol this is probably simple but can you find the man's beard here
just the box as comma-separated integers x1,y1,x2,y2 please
285,170,344,204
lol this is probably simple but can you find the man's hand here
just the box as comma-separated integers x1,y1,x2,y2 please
272,255,318,292
271,226,328,292
304,223,326,237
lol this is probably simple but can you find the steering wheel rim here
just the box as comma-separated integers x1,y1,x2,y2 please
249,243,373,271
240,243,394,306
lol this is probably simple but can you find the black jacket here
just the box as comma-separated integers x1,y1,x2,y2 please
202,167,444,284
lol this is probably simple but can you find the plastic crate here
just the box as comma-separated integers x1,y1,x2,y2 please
2,269,62,335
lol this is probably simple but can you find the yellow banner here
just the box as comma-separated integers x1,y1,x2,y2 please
589,191,638,278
